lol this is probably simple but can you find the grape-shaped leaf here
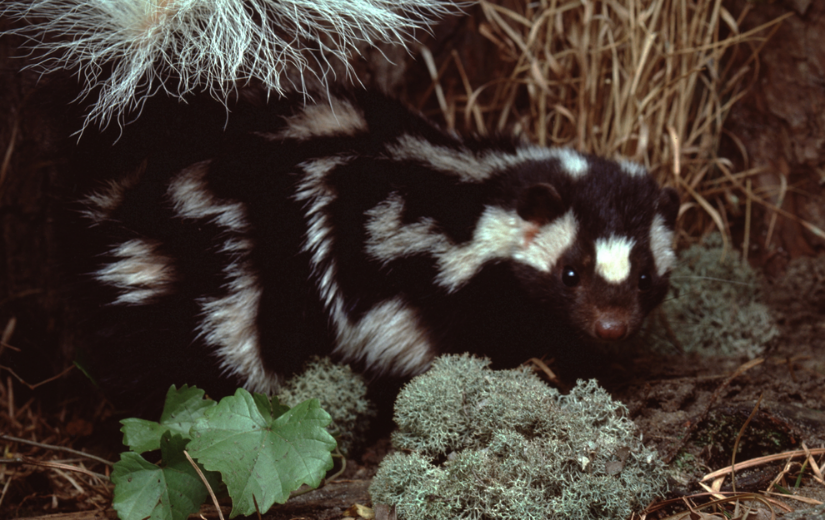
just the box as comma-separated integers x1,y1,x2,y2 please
188,389,336,517
252,391,290,420
120,418,168,454
112,432,221,520
121,385,216,453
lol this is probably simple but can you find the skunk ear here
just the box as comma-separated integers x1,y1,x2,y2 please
657,187,680,227
517,183,565,226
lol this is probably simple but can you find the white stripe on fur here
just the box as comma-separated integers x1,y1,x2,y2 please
96,239,176,305
295,156,351,308
196,237,278,395
274,96,367,140
81,169,142,223
387,136,589,182
333,298,434,377
649,214,675,276
168,161,248,231
617,158,647,177
167,163,279,393
366,196,580,289
513,210,579,273
365,196,525,292
295,161,434,376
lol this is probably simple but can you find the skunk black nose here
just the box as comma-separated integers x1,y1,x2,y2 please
594,313,629,340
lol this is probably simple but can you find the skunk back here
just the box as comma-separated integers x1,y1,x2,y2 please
71,90,679,408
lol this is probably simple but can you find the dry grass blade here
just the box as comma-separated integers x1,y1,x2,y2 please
701,448,825,483
0,344,114,516
647,492,778,519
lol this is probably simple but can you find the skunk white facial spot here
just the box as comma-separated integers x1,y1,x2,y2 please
595,235,636,284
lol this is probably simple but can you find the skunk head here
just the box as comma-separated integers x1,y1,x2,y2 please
506,154,679,341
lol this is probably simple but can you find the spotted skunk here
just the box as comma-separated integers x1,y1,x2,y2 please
70,89,679,409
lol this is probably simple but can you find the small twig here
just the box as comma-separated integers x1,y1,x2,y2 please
0,473,13,511
420,45,451,129
0,364,75,390
184,450,224,520
0,433,115,467
767,456,795,494
743,177,752,264
252,494,262,520
53,467,86,493
665,358,764,464
0,115,18,193
326,449,347,484
525,357,564,389
731,394,763,493
1,318,16,355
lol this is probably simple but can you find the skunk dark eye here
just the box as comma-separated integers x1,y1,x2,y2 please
638,272,653,292
562,266,580,287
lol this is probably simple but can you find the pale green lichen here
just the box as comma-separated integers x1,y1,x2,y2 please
278,357,375,455
642,233,779,357
370,355,667,520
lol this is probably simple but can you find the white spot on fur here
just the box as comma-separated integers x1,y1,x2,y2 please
617,158,647,177
513,211,579,272
557,149,588,177
365,196,525,292
276,97,367,140
649,214,675,276
96,239,175,305
333,298,434,377
168,162,248,231
387,136,588,182
595,235,636,283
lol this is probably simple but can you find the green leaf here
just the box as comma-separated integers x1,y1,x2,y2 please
112,432,220,520
252,391,273,418
188,389,336,517
253,393,290,420
72,358,98,386
120,418,169,454
121,385,216,453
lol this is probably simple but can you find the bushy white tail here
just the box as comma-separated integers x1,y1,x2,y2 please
2,0,463,129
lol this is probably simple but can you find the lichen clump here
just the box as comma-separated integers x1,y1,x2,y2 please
278,358,375,455
370,355,667,520
646,233,779,357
